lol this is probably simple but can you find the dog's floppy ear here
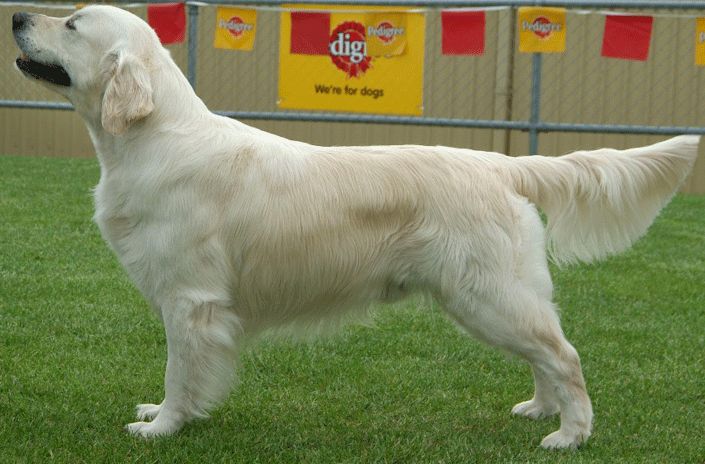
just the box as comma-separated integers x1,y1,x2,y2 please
101,51,154,136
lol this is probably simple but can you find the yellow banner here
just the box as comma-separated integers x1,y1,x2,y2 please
279,5,424,115
696,18,705,66
214,7,256,51
518,7,566,53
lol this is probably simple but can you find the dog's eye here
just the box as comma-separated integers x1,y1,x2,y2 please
66,19,76,30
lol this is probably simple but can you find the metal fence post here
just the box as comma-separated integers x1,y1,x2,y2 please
187,3,199,90
528,52,542,156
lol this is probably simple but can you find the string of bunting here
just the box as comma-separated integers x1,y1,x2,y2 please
5,1,702,115
134,2,705,66
4,1,703,64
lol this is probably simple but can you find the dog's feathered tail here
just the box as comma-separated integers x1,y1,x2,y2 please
507,135,700,265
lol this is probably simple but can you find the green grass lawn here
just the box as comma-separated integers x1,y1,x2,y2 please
1,155,704,463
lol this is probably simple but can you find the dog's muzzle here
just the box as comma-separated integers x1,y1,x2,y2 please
12,12,30,31
13,12,72,87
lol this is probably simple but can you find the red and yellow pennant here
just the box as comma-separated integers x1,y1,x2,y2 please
518,7,566,53
214,7,257,51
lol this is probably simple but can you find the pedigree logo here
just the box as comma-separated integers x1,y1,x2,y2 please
368,21,404,44
219,16,254,38
522,17,562,38
329,21,372,78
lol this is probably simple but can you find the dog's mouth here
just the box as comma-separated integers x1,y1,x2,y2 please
16,53,71,87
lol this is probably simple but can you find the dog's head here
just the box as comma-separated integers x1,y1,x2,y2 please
12,5,159,135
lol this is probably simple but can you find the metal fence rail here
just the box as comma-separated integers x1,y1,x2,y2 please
2,0,705,155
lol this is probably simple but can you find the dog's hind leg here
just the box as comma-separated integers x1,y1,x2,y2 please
127,299,241,437
438,201,591,449
511,365,561,419
442,287,592,449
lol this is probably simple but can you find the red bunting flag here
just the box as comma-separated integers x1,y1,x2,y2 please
601,14,653,61
290,11,331,55
147,3,186,45
441,10,485,55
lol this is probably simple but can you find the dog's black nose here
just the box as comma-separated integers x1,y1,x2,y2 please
12,12,30,32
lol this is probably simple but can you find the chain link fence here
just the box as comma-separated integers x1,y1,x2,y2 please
1,0,705,156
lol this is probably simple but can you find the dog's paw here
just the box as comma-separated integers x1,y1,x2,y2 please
511,399,559,420
126,419,179,438
135,403,162,421
540,429,588,450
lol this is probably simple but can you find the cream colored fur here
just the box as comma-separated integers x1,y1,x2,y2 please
13,5,700,449
101,51,154,136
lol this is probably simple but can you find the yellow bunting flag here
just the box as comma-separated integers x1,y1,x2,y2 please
696,18,705,66
364,12,407,57
518,7,566,53
214,7,256,51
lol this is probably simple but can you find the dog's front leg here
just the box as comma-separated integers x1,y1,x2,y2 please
127,298,241,438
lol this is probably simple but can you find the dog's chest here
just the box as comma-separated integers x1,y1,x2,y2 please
92,169,234,305
92,176,182,295
94,178,145,250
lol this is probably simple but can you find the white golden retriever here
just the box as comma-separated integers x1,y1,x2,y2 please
12,5,700,449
